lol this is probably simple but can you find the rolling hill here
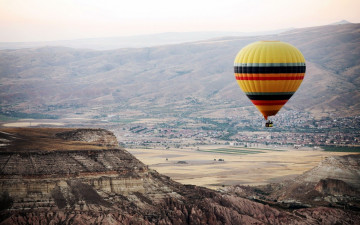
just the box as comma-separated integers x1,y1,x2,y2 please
0,23,359,119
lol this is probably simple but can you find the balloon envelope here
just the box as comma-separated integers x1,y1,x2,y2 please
234,41,306,120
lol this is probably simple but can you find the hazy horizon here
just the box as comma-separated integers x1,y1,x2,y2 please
1,1,360,224
1,0,360,42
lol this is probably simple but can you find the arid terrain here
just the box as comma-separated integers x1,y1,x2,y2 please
1,23,359,121
0,22,359,225
128,147,358,188
1,23,359,161
1,128,359,224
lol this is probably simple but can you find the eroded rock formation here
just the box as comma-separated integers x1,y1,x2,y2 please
0,128,359,224
225,154,360,218
55,128,119,147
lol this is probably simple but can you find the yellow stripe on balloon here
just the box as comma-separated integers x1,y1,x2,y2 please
236,80,304,93
235,41,305,64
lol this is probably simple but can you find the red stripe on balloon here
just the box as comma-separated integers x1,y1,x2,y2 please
251,100,288,105
236,76,304,80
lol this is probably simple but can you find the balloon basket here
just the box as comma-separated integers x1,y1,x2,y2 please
265,120,273,127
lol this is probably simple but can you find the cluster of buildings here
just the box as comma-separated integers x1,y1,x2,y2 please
109,113,359,149
232,130,359,147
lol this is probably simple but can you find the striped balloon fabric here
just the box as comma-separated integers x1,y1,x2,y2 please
234,41,306,120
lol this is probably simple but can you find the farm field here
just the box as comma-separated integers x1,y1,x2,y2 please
128,146,359,189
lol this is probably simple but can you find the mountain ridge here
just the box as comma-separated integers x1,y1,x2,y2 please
0,23,359,120
0,28,296,50
0,20,351,50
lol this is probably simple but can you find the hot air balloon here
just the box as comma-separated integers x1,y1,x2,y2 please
234,41,306,127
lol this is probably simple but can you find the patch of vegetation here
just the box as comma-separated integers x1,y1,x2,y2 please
134,128,147,133
233,146,286,152
322,146,360,152
129,125,141,131
109,119,138,123
93,114,107,119
198,148,264,155
197,117,238,140
0,110,59,119
0,114,18,121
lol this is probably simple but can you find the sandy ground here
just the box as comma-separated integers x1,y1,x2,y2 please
128,146,359,189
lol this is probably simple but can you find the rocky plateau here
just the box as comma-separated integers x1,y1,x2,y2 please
0,128,359,224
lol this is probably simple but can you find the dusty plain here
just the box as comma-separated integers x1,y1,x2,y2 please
128,146,359,189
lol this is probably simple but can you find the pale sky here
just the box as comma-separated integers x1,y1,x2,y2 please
1,0,359,42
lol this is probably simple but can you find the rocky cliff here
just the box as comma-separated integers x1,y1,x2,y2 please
1,128,359,224
268,155,360,207
225,154,360,216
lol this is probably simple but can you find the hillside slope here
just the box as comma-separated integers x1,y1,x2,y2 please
0,23,359,118
226,154,360,213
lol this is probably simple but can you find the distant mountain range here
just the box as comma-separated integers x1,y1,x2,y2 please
0,21,352,51
0,29,294,50
0,23,359,119
330,20,352,25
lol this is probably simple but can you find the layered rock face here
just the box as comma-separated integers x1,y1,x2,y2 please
315,178,359,196
300,155,360,188
225,154,360,219
0,149,147,201
270,155,360,206
1,128,359,224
